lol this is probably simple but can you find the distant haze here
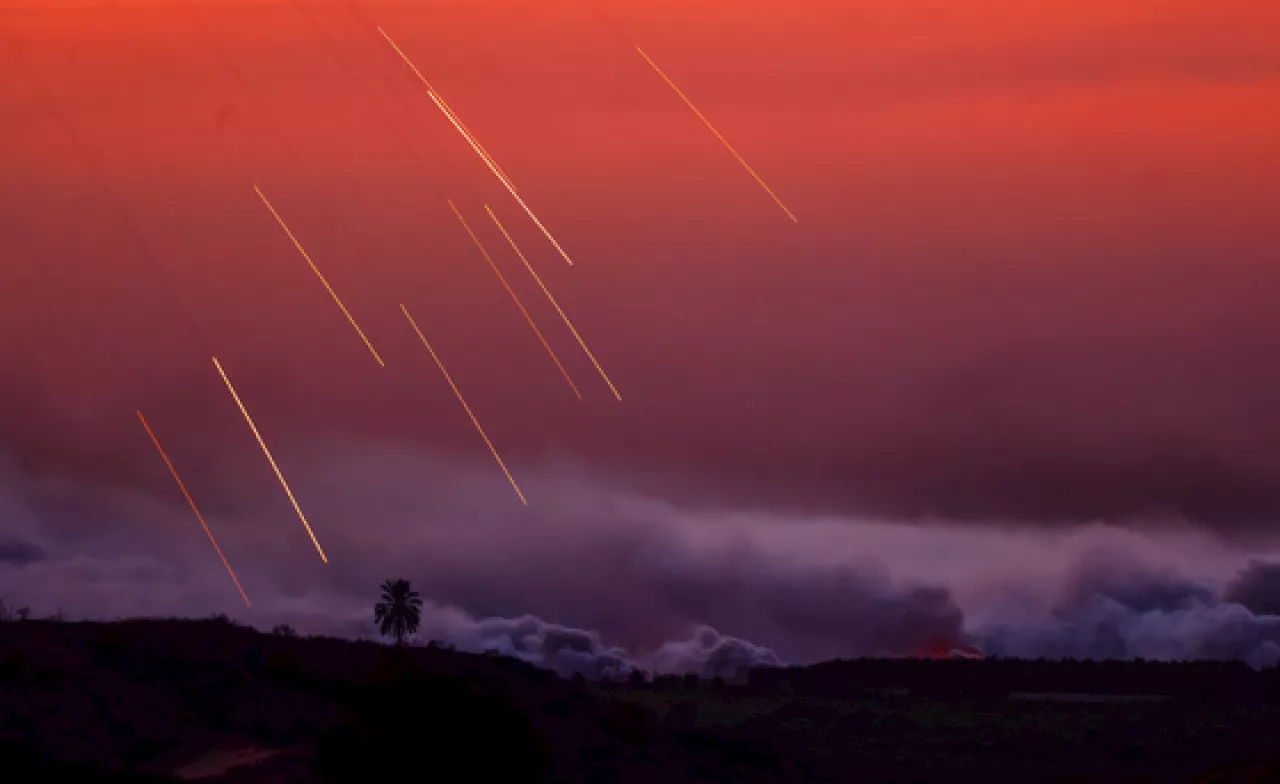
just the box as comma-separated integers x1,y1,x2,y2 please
4,447,1280,676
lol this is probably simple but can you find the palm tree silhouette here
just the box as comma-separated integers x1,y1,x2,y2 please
373,579,423,646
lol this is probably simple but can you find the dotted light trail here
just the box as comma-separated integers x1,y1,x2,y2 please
254,186,385,366
447,199,581,399
212,356,329,563
415,80,515,193
371,26,511,186
634,46,798,224
484,204,622,401
400,305,528,505
137,410,252,607
377,26,578,266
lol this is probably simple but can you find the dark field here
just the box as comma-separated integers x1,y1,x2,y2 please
3,618,1280,782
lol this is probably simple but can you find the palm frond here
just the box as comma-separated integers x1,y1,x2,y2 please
373,579,424,645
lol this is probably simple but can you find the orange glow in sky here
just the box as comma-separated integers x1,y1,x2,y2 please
2,0,1278,522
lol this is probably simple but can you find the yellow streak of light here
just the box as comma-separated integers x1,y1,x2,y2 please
399,305,529,505
447,199,582,399
212,356,329,563
377,26,578,267
254,186,385,366
417,82,516,193
335,2,511,185
484,204,622,401
137,410,252,608
372,31,516,192
634,46,798,224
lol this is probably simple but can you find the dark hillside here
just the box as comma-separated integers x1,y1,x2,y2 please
3,618,1280,782
746,656,1280,704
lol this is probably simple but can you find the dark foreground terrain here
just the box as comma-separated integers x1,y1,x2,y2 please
3,619,1280,782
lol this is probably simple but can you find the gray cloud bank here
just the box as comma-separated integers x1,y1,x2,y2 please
3,445,1280,677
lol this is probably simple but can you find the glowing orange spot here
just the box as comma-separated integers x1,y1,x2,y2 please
137,410,252,607
212,356,328,563
634,46,798,224
447,199,581,399
484,204,621,401
254,186,385,366
914,641,986,660
400,305,528,506
377,26,578,266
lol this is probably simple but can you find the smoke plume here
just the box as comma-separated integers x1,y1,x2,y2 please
3,445,1280,677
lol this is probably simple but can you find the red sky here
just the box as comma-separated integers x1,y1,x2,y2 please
2,0,1280,525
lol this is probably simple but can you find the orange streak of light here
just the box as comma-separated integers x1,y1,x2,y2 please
405,76,515,193
484,204,622,401
377,26,578,267
634,46,798,224
212,356,329,563
136,410,252,608
447,199,581,399
254,186,385,366
399,305,529,505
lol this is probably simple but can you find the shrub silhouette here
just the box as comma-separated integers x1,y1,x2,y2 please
667,700,699,731
313,669,552,783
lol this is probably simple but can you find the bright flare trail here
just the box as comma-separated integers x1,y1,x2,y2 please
212,356,329,563
370,27,512,189
137,411,252,607
400,305,529,505
485,204,622,401
254,186,385,366
334,1,513,186
414,79,514,192
634,46,798,224
377,26,578,267
447,199,581,399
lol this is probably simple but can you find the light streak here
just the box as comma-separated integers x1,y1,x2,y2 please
634,46,798,224
447,199,581,399
400,305,528,505
349,17,515,191
373,27,512,187
377,26,578,266
212,356,329,562
254,186,385,366
484,204,622,401
137,411,252,607
412,79,515,193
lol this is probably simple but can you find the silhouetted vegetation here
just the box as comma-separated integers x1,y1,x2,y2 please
314,659,552,783
0,743,179,783
373,578,422,646
4,617,1280,781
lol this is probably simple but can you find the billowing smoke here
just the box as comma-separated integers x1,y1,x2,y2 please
426,611,635,679
973,557,1280,668
1224,561,1280,616
415,613,778,680
0,538,44,566
646,626,781,679
3,446,1280,677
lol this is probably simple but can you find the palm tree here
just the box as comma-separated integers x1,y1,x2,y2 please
374,579,423,646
